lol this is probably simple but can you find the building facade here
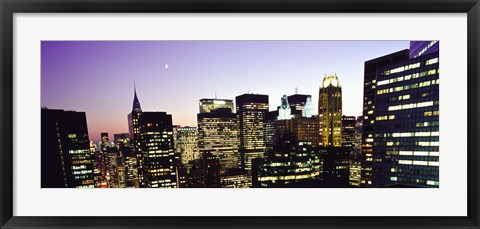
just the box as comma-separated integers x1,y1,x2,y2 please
41,108,95,188
318,74,343,147
197,100,240,174
362,41,439,187
236,94,269,176
138,112,178,188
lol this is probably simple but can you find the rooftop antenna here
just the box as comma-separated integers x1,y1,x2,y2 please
295,87,298,94
215,91,217,99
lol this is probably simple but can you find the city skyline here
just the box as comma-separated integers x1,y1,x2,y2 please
41,40,410,141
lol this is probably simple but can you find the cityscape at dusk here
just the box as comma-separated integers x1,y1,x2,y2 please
41,40,439,188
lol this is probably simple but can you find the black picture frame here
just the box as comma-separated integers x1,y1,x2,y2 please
1,0,479,228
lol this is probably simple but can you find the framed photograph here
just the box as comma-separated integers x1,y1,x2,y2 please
1,0,479,228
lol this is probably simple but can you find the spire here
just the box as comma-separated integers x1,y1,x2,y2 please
132,82,142,112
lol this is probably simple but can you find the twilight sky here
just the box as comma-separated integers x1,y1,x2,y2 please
41,41,410,142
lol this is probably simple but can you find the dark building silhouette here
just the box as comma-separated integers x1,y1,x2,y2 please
236,94,269,178
321,147,351,187
41,108,94,188
185,152,221,188
362,41,439,188
138,112,178,188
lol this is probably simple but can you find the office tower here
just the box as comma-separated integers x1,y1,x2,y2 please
41,108,94,188
287,94,310,117
114,133,138,188
199,98,234,113
176,126,200,165
361,49,410,187
127,84,143,185
318,74,343,147
363,41,439,187
264,110,278,152
197,99,239,173
138,112,178,188
236,94,269,175
101,133,119,188
342,115,356,148
277,95,294,120
185,152,221,188
349,117,363,187
302,96,315,118
252,133,322,188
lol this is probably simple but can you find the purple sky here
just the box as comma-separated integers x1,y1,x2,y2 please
41,41,410,142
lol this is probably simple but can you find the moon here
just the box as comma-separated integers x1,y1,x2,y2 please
165,64,168,69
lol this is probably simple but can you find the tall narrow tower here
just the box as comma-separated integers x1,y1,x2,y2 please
127,83,143,186
318,74,342,147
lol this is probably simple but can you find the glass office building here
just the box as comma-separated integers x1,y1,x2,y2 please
362,41,439,187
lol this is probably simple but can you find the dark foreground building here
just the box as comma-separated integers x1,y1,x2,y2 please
138,112,178,188
41,108,94,188
362,41,439,187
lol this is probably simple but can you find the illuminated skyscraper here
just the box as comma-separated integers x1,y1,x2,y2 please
236,94,269,175
197,101,239,173
127,84,143,185
41,108,95,188
362,41,439,188
138,112,178,188
318,74,343,147
176,126,200,165
361,49,410,187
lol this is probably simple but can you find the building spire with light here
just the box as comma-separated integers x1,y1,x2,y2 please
132,81,142,112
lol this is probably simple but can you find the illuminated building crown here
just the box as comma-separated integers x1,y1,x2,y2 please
132,83,142,112
321,73,341,88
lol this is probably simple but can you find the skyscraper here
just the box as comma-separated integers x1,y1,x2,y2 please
362,41,439,187
41,108,95,188
127,84,143,185
236,94,269,175
197,99,240,173
318,74,343,147
361,49,410,187
176,126,200,165
138,112,178,188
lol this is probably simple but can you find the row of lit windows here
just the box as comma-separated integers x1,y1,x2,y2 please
379,69,438,89
72,169,92,175
383,62,420,76
377,78,439,95
391,131,439,137
388,101,434,111
398,160,439,166
399,151,439,156
376,115,395,121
